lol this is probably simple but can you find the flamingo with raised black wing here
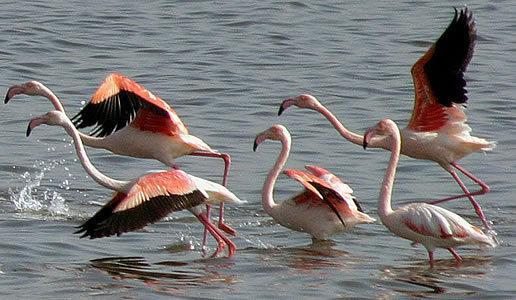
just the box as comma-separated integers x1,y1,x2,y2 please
253,125,375,240
278,8,495,229
26,110,245,257
363,118,495,267
5,73,235,245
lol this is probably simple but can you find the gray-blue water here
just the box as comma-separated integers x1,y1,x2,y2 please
0,1,514,298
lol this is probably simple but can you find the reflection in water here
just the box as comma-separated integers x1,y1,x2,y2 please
378,256,492,298
90,256,236,294
255,240,353,272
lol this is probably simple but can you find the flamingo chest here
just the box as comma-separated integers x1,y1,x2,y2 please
102,127,194,165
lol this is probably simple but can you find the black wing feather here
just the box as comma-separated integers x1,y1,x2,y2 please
424,7,476,107
75,190,206,239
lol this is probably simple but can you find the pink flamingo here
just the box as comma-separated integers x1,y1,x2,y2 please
364,118,496,267
253,125,375,240
5,73,235,244
278,8,495,229
26,110,244,257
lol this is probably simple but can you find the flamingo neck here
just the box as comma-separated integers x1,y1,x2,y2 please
378,124,402,220
316,105,364,146
316,105,390,150
77,131,111,149
262,135,291,215
38,84,66,113
60,116,127,191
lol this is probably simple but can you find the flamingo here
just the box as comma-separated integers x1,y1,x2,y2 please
278,8,495,230
26,110,244,257
5,73,235,245
253,124,375,240
363,118,496,267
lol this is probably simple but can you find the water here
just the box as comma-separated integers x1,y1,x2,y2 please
0,1,515,298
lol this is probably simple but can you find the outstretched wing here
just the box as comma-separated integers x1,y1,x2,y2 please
75,169,206,239
408,8,476,132
71,73,188,137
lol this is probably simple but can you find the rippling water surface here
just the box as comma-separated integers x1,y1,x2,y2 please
0,1,514,298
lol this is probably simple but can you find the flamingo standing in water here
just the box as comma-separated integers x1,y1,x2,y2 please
26,110,244,257
363,118,495,267
278,8,495,229
5,73,235,245
253,125,375,240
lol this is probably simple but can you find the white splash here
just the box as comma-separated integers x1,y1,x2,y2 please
9,160,71,218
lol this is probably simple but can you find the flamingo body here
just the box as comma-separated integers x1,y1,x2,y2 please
27,110,243,256
364,118,495,265
254,125,375,240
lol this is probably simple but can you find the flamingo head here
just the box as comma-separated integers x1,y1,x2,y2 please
278,94,321,115
363,118,398,149
5,81,47,103
26,110,67,137
253,124,290,151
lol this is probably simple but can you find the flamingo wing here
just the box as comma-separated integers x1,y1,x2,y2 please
401,203,472,239
407,8,476,132
75,170,207,239
304,165,363,212
284,169,354,226
71,73,188,137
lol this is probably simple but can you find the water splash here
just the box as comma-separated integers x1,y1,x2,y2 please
9,159,71,217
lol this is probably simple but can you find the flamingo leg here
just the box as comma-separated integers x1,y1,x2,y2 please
447,248,462,266
428,250,434,268
429,166,491,229
190,151,237,236
196,212,226,257
430,162,490,204
197,212,236,257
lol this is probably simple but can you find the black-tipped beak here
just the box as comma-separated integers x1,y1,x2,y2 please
362,139,368,150
4,90,11,104
26,122,32,137
253,139,258,152
278,104,285,116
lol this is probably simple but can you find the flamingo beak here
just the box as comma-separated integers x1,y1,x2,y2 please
363,128,375,150
278,98,295,116
4,85,21,104
253,137,259,152
26,121,34,137
26,116,45,137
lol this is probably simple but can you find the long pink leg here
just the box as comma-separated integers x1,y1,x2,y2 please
430,162,490,203
428,250,434,268
196,213,226,257
190,151,236,240
197,212,236,257
429,165,490,229
447,248,462,266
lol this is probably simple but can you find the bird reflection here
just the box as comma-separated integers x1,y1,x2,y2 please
378,256,492,297
90,256,236,293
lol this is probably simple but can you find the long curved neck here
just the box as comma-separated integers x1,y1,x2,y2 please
37,85,109,149
38,84,66,113
378,125,402,219
316,105,364,146
262,135,291,215
60,116,127,191
316,105,390,149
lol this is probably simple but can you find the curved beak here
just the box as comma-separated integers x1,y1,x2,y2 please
278,98,294,116
26,116,45,137
253,137,259,152
363,128,375,150
4,85,21,104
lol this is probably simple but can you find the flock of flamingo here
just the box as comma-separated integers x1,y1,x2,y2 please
4,8,497,266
